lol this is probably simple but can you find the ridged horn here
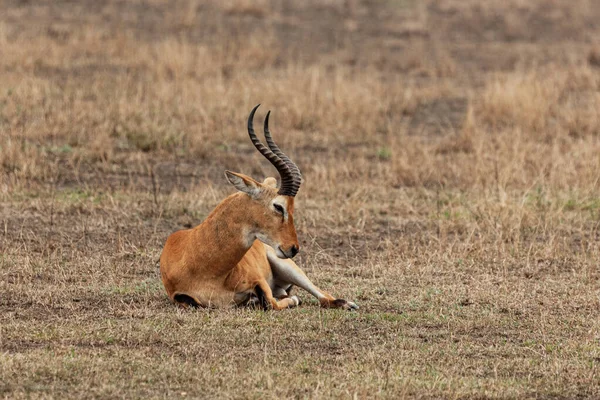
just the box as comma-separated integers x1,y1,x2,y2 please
247,104,301,197
263,111,302,183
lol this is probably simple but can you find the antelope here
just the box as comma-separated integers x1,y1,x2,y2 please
159,105,358,311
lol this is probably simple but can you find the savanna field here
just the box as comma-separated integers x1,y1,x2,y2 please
1,0,600,398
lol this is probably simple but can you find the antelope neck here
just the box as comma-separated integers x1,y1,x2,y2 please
191,193,258,277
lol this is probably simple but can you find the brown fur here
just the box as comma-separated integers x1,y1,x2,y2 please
160,173,358,311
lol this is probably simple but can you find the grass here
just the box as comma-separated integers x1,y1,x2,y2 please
1,0,600,398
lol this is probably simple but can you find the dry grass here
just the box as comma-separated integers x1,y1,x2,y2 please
1,0,600,398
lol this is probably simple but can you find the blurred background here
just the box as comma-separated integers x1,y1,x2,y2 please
1,1,600,398
2,0,599,191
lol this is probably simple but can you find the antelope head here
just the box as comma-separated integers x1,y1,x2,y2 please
225,104,303,259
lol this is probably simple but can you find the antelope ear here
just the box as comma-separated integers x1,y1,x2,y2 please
225,171,262,198
262,177,278,188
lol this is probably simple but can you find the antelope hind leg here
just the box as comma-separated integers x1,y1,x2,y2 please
266,249,359,310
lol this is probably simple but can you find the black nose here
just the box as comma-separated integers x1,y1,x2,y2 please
290,245,299,258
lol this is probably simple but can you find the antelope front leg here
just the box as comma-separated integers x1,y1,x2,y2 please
266,249,359,310
255,280,300,311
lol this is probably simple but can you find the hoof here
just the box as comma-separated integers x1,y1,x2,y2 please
291,295,300,307
329,299,359,311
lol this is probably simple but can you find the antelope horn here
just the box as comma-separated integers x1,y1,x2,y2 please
263,111,303,182
247,104,301,197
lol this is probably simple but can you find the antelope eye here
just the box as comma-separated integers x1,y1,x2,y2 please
273,204,284,215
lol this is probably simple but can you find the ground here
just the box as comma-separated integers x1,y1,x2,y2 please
1,0,600,398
